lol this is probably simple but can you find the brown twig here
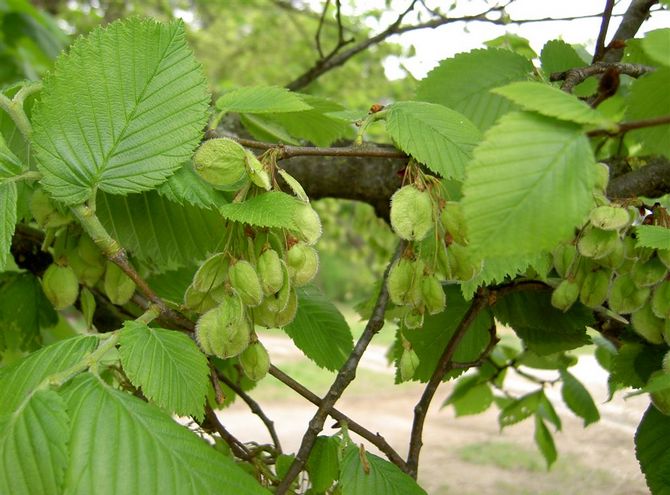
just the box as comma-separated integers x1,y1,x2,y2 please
406,289,490,477
450,324,499,370
550,62,655,93
204,405,252,460
218,371,283,454
268,364,408,472
593,0,616,62
587,115,670,137
275,240,407,494
602,0,661,63
314,0,331,59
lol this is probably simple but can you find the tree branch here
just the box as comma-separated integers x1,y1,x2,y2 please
275,240,407,494
450,324,499,370
607,156,670,199
406,289,490,478
593,0,616,62
587,114,670,137
203,405,252,460
550,62,655,93
268,364,408,472
603,0,659,63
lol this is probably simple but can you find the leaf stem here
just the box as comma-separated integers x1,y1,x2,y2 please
0,93,34,141
0,171,42,185
47,333,120,388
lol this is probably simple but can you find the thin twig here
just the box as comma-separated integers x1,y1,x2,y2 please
587,114,670,137
275,240,407,494
314,0,331,58
269,365,408,472
551,61,655,93
218,371,283,454
406,289,490,478
451,324,499,370
593,0,616,62
204,405,252,460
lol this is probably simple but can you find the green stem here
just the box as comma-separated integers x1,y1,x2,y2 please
13,81,43,105
71,204,123,257
0,93,33,140
0,171,42,185
47,333,120,388
137,305,161,325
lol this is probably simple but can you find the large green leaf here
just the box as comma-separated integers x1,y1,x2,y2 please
395,286,492,382
283,286,353,371
416,48,533,130
59,373,268,495
385,101,481,180
0,182,17,271
493,82,614,127
642,29,670,67
626,69,670,158
306,436,340,493
559,369,600,427
635,404,670,495
0,272,58,352
218,191,301,230
462,112,596,258
216,86,311,114
442,374,494,417
0,389,69,495
118,321,209,420
492,290,592,355
534,415,557,468
96,190,226,271
611,343,664,388
635,225,670,249
340,445,427,495
539,40,596,97
0,335,98,412
33,18,209,204
157,165,229,209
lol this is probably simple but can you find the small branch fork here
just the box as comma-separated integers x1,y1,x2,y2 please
593,0,616,63
551,61,655,93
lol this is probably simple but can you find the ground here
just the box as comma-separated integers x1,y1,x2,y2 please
217,330,650,495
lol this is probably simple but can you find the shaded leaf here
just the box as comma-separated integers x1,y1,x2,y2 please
499,390,542,429
33,18,209,204
611,343,664,388
559,369,600,427
119,321,209,419
442,374,494,417
642,29,670,67
635,404,670,495
0,182,17,271
626,69,670,157
283,286,353,371
540,40,596,97
216,86,311,114
534,415,557,468
306,436,340,493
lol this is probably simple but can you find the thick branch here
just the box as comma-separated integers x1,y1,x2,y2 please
550,62,655,93
593,0,616,62
607,157,670,199
603,0,659,63
275,240,407,494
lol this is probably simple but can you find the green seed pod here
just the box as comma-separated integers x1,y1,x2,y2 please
593,162,610,192
293,204,322,246
278,168,309,202
289,244,319,287
665,319,670,347
68,249,105,287
30,188,72,228
631,303,665,345
103,262,136,305
595,237,625,270
651,280,670,319
399,348,420,382
196,295,250,358
577,227,620,259
658,249,670,270
440,201,467,245
403,308,424,329
579,269,610,308
239,341,271,381
390,185,433,241
76,234,103,267
663,351,670,374
42,263,79,310
80,287,96,329
589,205,631,231
192,138,249,190
387,258,415,306
192,253,229,293
609,274,650,314
229,260,263,307
253,288,298,328
263,261,291,314
551,279,580,312
257,249,284,295
421,274,446,315
244,149,272,191
184,285,218,313
445,243,481,282
650,370,670,415
631,255,668,288
552,243,577,278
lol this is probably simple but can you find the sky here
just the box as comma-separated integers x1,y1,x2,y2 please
338,0,670,79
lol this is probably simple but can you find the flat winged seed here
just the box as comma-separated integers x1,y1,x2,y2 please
42,264,79,310
390,185,434,241
577,227,619,259
589,205,631,231
293,204,322,245
229,260,263,307
239,341,270,381
192,138,249,190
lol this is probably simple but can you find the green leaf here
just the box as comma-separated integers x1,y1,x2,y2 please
0,182,17,271
611,343,664,388
534,415,558,468
283,286,353,371
493,290,592,355
499,390,542,429
0,132,25,177
485,33,536,59
635,404,670,495
218,191,300,230
239,114,301,145
559,369,600,427
538,392,562,431
306,436,340,493
216,86,311,114
395,286,492,382
0,272,58,352
462,112,596,258
118,321,209,420
385,101,481,180
460,252,549,298
340,445,427,495
416,48,533,130
33,18,209,204
642,29,670,67
0,389,69,495
636,225,670,249
146,266,196,305
442,374,494,416
626,69,670,157
96,191,226,271
0,335,98,412
493,81,614,127
59,373,269,495
539,40,596,97
158,165,229,209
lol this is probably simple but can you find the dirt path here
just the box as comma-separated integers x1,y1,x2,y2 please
217,336,650,494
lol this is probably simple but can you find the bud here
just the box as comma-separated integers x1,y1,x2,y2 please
42,263,79,310
399,348,420,382
196,295,250,358
192,138,249,190
103,262,136,305
229,260,263,307
390,185,433,241
579,269,610,308
239,341,271,381
257,249,284,295
589,205,631,231
550,279,580,312
421,274,446,315
293,204,322,245
608,274,650,314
